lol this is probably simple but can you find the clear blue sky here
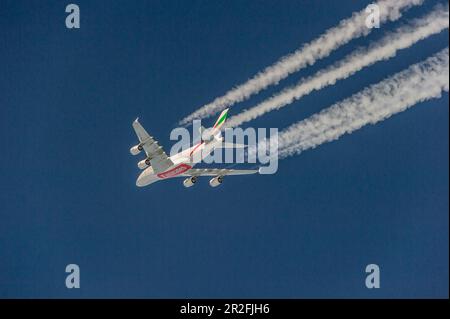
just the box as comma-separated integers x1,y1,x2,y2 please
0,0,448,298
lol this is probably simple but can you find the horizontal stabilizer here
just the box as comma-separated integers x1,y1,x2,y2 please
182,168,258,177
215,142,247,149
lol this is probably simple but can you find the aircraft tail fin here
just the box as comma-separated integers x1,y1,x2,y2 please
212,108,229,130
200,109,229,142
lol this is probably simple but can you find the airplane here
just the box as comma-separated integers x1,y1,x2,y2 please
130,108,259,187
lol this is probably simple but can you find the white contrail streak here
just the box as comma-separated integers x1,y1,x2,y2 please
180,0,423,124
275,48,449,158
227,5,449,127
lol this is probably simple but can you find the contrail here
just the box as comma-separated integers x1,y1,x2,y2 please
274,48,449,158
180,0,423,125
226,5,449,127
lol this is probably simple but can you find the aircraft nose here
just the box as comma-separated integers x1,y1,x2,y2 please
136,172,146,187
135,166,156,187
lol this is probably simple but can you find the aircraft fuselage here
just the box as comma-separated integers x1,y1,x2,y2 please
136,136,223,187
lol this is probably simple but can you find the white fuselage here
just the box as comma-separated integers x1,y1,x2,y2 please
136,136,223,187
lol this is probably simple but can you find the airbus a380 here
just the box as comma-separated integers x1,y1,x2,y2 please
130,109,258,187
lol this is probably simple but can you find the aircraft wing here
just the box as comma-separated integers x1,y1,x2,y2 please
215,142,247,148
132,119,174,173
182,168,259,176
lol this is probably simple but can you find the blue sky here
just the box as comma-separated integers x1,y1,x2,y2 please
0,0,448,298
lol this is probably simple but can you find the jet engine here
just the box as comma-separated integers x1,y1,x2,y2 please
209,176,223,187
183,176,198,188
137,157,152,170
130,144,143,155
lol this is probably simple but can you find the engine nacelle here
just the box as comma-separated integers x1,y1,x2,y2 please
130,144,143,155
183,176,198,188
137,158,151,170
209,176,223,187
